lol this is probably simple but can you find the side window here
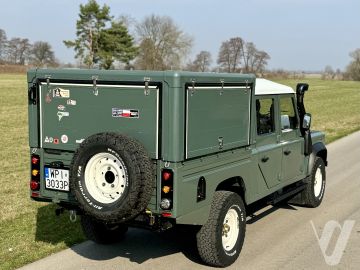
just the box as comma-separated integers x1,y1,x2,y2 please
280,97,298,131
256,98,275,135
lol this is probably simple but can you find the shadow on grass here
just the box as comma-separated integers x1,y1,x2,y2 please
35,204,85,247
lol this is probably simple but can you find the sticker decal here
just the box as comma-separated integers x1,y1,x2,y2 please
76,139,85,144
53,88,70,98
57,105,66,111
61,135,68,144
112,108,139,118
57,111,69,121
44,136,50,143
54,138,59,144
66,99,77,106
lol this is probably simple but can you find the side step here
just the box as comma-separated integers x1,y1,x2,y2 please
268,182,307,205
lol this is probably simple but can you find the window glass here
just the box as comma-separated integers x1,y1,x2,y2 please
256,98,275,135
280,97,298,130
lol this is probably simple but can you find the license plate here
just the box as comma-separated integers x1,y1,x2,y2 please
44,167,70,191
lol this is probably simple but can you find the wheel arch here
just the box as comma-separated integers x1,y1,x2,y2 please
308,142,328,175
215,176,247,205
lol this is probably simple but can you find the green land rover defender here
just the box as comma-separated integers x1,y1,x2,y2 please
27,69,327,267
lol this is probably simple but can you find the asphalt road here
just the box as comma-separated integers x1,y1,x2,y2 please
19,131,360,270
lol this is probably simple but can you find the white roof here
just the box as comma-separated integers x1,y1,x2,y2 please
255,78,294,95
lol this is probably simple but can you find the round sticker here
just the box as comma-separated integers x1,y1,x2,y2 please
61,135,68,144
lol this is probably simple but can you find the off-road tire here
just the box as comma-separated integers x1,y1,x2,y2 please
81,215,128,244
302,157,326,207
196,191,246,267
70,132,154,223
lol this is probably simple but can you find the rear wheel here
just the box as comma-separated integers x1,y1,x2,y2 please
196,191,246,267
81,215,128,244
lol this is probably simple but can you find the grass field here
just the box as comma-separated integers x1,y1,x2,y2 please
0,74,359,270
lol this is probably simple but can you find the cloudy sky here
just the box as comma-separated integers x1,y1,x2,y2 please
1,0,359,71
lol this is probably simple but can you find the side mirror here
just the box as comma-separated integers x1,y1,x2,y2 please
303,113,312,130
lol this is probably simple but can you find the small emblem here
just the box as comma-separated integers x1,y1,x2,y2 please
112,108,139,118
61,135,69,144
57,105,66,111
53,88,70,98
45,94,52,103
57,111,69,121
66,99,77,106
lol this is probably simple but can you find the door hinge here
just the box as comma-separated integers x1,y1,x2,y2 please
220,79,224,96
144,77,151,96
92,76,98,96
190,79,196,96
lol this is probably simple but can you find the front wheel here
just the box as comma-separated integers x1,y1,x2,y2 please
303,157,326,207
196,191,246,267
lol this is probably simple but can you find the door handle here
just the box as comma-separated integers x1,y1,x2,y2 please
284,150,291,156
261,156,269,163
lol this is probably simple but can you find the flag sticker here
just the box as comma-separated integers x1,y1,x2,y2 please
112,108,139,118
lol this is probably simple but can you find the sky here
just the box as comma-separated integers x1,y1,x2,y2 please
0,0,359,71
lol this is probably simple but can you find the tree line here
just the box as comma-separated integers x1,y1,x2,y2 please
0,29,57,67
1,0,359,81
62,0,270,75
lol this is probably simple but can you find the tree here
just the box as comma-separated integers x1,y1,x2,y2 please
64,0,111,68
346,49,360,81
6,37,31,64
0,29,7,62
30,41,57,67
217,37,270,74
98,21,138,69
217,37,244,73
135,14,193,70
322,65,335,80
187,51,212,72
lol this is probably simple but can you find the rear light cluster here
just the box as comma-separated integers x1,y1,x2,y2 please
30,154,40,195
160,169,173,212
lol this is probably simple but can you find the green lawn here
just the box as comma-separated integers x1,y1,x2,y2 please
275,78,360,143
0,74,359,270
0,74,85,270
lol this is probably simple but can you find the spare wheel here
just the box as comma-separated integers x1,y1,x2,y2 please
70,132,154,223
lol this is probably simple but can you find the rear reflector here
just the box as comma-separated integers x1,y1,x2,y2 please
161,212,172,217
30,180,40,191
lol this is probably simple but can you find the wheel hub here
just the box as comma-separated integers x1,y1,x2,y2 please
314,167,323,197
84,152,128,204
222,207,240,251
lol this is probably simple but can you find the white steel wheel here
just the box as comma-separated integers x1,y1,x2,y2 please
222,207,240,251
84,152,128,204
314,167,323,197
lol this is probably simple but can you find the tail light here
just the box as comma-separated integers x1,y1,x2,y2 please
30,154,40,192
160,169,173,211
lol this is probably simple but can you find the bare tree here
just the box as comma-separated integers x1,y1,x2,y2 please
217,37,270,75
217,37,243,73
252,50,270,75
346,49,360,81
135,14,193,70
0,28,7,62
30,41,57,67
6,38,31,64
322,65,335,80
187,51,212,72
